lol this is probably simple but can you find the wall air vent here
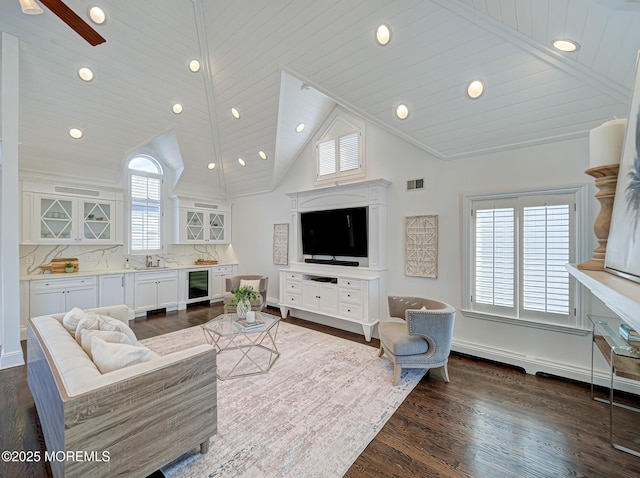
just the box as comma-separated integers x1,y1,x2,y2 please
55,186,100,197
194,202,219,210
406,178,424,191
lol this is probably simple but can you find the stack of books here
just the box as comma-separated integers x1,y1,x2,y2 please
234,317,265,332
619,323,640,344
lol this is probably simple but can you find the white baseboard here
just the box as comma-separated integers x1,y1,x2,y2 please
0,348,25,369
452,339,640,395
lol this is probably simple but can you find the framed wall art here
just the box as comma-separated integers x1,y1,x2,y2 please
606,52,640,283
405,215,438,278
273,223,289,265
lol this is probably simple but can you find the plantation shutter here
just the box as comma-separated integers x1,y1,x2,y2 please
318,140,336,176
130,174,161,252
522,204,571,315
339,133,359,172
474,207,515,309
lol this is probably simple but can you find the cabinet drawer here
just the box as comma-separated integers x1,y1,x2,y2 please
285,293,301,306
31,276,97,291
286,272,302,281
339,303,362,320
213,265,232,274
286,280,301,293
338,278,360,289
339,288,361,304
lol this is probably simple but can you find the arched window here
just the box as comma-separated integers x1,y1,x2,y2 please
315,114,365,184
128,155,163,254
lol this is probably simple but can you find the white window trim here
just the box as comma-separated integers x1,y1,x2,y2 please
127,156,165,256
461,185,590,333
314,112,365,185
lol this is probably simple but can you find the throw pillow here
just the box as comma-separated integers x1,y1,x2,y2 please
80,329,131,359
62,307,85,333
91,337,155,374
98,315,138,345
240,279,261,294
74,311,101,342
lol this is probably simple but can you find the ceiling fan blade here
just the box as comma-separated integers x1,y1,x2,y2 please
39,0,106,46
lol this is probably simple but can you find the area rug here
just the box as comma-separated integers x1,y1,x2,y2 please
140,321,425,478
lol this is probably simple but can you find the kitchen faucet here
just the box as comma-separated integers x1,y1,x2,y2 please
146,255,152,267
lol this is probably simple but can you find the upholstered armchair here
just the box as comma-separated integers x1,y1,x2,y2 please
378,296,456,386
223,275,268,311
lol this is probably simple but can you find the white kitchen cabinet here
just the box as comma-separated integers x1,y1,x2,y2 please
211,265,234,299
29,276,98,317
99,274,125,307
20,280,30,340
134,270,178,314
21,181,123,245
172,197,231,244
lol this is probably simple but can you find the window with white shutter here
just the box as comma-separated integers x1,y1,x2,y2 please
315,114,364,183
128,156,163,254
465,189,581,327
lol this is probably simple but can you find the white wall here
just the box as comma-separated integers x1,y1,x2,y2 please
231,114,620,387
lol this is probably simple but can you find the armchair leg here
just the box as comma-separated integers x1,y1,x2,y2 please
392,363,401,386
429,364,450,382
378,344,385,357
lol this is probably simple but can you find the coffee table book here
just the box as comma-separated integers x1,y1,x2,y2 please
234,318,265,332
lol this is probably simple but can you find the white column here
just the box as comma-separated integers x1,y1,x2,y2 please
0,32,25,369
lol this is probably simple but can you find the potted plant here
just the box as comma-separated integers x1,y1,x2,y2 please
64,261,74,273
231,285,259,318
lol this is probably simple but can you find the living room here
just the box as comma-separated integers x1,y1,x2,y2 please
2,1,640,477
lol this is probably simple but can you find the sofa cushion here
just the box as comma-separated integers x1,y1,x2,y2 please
379,322,429,356
62,307,85,333
98,315,138,345
74,311,101,342
91,337,157,374
80,329,132,359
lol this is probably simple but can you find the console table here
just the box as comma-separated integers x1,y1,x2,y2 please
589,315,640,457
278,265,381,341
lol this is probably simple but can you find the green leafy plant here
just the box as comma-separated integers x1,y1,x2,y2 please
231,285,259,304
64,261,73,268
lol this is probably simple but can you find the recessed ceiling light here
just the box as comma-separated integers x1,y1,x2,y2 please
207,162,216,170
552,39,580,52
375,24,391,46
231,108,240,119
258,150,267,160
69,128,83,139
396,104,409,120
466,79,485,99
296,123,305,133
77,67,94,82
88,6,106,25
238,158,246,166
172,103,183,114
189,59,201,72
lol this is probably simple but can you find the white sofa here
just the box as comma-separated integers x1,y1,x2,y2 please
27,305,217,478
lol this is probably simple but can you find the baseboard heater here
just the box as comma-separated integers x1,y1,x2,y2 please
304,258,359,267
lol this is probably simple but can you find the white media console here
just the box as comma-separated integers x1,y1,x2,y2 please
277,179,390,341
278,266,381,341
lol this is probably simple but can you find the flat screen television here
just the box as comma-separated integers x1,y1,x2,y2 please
301,207,368,257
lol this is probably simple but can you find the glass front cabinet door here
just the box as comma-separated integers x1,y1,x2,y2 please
33,194,116,244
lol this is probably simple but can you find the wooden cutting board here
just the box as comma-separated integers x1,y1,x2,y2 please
39,257,79,273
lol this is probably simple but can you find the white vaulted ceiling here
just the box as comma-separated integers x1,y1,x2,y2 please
1,0,639,198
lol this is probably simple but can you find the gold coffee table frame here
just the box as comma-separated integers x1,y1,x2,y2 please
202,311,280,380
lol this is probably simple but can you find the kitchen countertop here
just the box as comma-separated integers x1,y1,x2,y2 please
21,262,237,281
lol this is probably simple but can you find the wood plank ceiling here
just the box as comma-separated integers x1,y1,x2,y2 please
1,0,639,199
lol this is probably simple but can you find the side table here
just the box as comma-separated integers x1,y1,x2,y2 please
589,315,640,457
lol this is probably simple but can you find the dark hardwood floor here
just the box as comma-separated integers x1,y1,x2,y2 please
2,303,640,478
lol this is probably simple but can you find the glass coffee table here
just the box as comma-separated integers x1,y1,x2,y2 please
201,311,281,380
